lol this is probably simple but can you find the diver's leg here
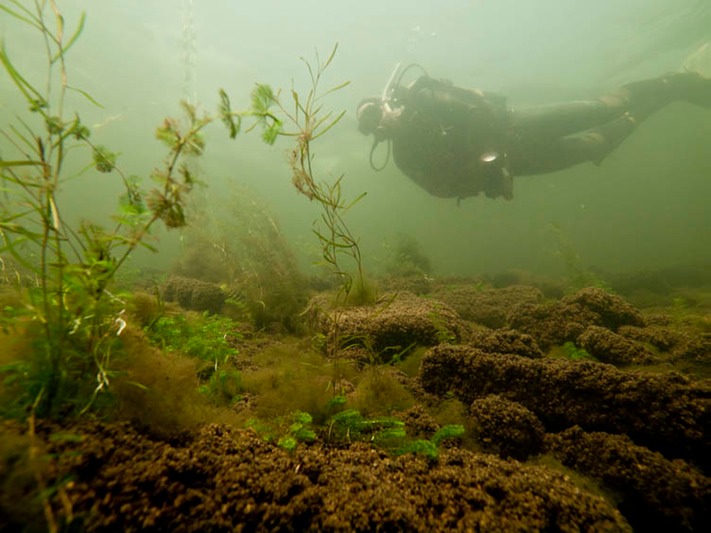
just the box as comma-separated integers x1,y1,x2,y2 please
510,98,626,141
511,71,710,140
509,113,638,175
509,72,710,175
619,71,711,120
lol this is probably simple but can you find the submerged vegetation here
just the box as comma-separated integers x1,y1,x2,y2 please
384,233,433,278
256,45,369,305
0,1,360,421
550,222,610,293
0,1,214,418
1,3,709,532
0,1,393,441
172,186,308,332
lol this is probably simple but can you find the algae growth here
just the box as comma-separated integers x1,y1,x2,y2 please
1,2,709,532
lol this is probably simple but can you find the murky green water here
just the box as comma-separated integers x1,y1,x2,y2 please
1,0,708,280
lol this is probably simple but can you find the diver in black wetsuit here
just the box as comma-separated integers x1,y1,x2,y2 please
356,62,711,202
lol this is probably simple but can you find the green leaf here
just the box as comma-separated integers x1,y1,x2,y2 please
0,159,44,167
218,88,240,139
48,432,84,443
67,114,91,140
0,44,44,105
313,109,346,140
261,120,282,145
321,80,351,99
277,436,297,452
402,439,439,460
344,191,367,211
322,42,339,70
155,119,180,149
52,12,86,62
92,145,118,173
0,3,41,30
67,84,104,108
431,424,465,446
373,427,407,443
251,84,276,114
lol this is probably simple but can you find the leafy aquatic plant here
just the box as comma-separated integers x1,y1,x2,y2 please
247,410,317,452
143,307,243,405
562,341,595,361
147,312,240,370
397,424,465,462
0,1,213,418
277,410,317,452
324,405,464,461
326,407,407,445
173,186,308,332
226,45,366,305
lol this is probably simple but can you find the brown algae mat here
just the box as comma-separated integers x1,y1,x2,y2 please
1,285,709,531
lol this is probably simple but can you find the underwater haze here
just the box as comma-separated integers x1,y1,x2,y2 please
1,0,709,279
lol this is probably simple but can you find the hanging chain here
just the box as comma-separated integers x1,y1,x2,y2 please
181,0,197,106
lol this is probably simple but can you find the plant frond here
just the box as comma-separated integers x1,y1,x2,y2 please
312,109,346,140
66,85,103,108
51,11,86,62
320,80,350,99
0,159,45,167
218,88,240,139
322,42,339,70
0,44,44,104
0,2,41,29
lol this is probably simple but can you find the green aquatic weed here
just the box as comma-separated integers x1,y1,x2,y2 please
147,313,239,367
0,1,223,418
248,410,316,452
245,45,367,305
326,408,406,444
278,411,317,452
397,424,465,462
562,341,595,361
147,312,242,405
92,145,118,173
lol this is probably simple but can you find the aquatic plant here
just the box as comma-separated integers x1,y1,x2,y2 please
550,222,610,292
562,341,595,361
147,312,240,372
0,1,213,418
247,410,316,452
142,306,243,406
384,233,433,278
234,45,367,305
349,364,417,415
326,408,407,445
397,424,466,462
277,411,317,452
428,304,459,344
325,403,464,461
173,186,308,332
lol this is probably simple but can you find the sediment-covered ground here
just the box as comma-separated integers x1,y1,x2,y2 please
1,281,709,532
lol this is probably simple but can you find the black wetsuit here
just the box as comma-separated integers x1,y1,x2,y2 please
382,72,711,201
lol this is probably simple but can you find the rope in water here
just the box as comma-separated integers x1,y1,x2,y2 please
181,0,197,106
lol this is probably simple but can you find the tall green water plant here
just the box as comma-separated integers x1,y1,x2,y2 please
0,1,208,417
280,46,366,303
224,45,367,305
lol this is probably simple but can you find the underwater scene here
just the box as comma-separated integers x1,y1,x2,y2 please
0,0,709,531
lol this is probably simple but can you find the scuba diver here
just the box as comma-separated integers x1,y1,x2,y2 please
356,57,711,202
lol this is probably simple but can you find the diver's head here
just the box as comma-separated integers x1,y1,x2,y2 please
356,97,383,136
